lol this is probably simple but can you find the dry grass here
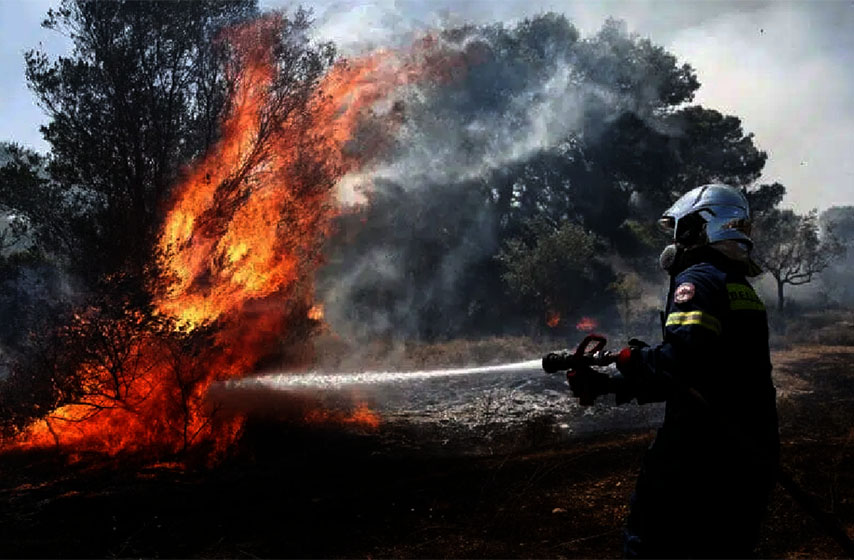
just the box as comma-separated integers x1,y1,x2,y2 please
772,308,854,348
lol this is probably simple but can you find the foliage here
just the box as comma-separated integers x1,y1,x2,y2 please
497,220,611,332
753,209,845,311
0,144,43,256
747,182,787,218
573,18,699,113
0,288,217,449
24,0,261,281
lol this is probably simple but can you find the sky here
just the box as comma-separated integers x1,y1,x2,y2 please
2,0,852,212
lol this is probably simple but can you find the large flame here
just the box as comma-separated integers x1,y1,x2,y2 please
11,17,468,458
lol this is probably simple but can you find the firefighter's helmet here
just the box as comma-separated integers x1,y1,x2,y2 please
658,184,753,248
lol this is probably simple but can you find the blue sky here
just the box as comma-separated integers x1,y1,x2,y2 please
2,0,852,211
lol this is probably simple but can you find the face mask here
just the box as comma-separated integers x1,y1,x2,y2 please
659,243,680,273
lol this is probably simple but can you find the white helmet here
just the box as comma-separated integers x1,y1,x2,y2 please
659,184,753,248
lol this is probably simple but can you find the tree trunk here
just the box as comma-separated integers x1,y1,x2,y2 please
777,278,785,312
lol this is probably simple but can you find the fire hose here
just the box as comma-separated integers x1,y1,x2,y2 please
542,333,854,558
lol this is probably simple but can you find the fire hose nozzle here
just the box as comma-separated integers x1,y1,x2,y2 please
542,349,617,373
542,350,572,374
542,334,616,374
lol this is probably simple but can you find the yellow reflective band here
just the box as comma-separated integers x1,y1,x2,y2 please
665,310,722,335
727,283,765,311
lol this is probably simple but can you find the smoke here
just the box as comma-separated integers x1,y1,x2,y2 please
313,16,681,344
293,0,854,214
341,62,586,191
666,2,854,213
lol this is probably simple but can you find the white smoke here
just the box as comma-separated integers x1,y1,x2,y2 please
339,61,586,196
313,17,674,342
277,0,854,212
263,1,854,344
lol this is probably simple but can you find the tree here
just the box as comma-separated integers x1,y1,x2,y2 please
2,2,338,451
573,17,699,116
753,209,845,312
24,0,259,282
746,182,786,218
497,219,613,332
0,144,42,256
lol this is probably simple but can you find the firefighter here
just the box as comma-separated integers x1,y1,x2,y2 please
571,184,780,558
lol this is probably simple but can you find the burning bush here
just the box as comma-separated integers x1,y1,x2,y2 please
1,10,343,458
1,6,474,459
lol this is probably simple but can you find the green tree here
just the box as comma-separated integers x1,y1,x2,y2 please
24,0,260,282
497,220,610,332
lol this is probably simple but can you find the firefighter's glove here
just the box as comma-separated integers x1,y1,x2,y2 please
611,339,650,405
567,368,612,407
615,339,649,374
627,338,649,350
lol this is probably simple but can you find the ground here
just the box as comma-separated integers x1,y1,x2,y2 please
0,343,852,558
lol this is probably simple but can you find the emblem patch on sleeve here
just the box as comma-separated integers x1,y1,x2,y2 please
674,282,695,304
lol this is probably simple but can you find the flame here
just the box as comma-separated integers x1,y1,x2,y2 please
304,402,381,430
10,18,468,458
575,316,598,332
546,310,561,328
308,304,324,321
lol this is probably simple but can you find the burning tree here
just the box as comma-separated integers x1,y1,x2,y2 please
6,2,343,455
23,0,262,283
0,4,335,456
2,0,473,458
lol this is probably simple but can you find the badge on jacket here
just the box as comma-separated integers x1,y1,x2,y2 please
674,282,695,304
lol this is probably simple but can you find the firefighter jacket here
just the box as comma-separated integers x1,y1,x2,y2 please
618,247,780,490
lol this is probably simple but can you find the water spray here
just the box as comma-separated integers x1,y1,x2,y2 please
240,359,543,392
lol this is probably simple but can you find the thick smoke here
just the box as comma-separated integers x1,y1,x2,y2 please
317,16,684,343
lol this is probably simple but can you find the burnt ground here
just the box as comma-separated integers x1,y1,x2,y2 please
0,344,852,559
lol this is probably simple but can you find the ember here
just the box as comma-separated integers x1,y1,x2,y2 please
304,402,381,430
308,304,325,322
575,316,598,332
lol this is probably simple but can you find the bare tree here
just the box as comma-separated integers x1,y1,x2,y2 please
753,209,845,312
